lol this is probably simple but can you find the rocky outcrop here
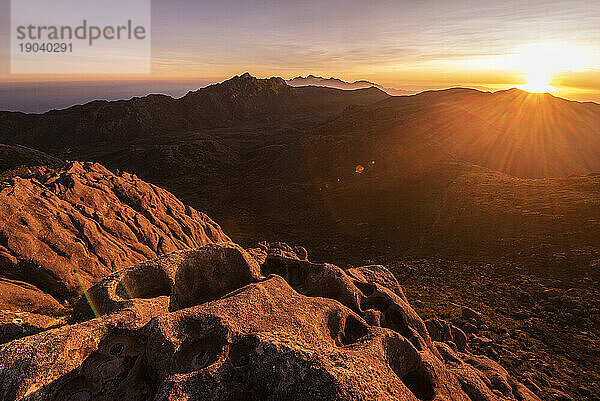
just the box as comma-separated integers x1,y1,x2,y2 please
425,319,467,352
0,242,540,401
0,161,229,341
71,243,260,321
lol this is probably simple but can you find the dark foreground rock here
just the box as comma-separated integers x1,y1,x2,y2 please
0,243,540,401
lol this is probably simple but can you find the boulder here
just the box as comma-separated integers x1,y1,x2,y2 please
171,243,262,310
0,161,229,327
0,278,65,316
0,310,152,400
73,243,261,320
0,278,68,343
0,309,63,345
0,245,540,401
425,319,467,352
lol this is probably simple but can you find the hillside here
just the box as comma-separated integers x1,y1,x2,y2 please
373,88,600,178
0,144,64,173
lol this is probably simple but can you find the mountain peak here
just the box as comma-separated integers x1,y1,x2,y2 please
223,73,287,89
286,75,408,96
226,72,257,83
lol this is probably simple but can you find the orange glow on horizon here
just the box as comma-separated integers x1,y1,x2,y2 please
515,42,595,94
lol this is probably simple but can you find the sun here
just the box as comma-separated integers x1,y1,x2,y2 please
514,42,592,93
520,70,554,93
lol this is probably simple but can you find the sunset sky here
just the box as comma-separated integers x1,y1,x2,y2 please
1,0,599,103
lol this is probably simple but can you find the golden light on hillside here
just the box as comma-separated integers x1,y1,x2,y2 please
515,42,593,93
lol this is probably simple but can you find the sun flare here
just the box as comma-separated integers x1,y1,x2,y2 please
520,71,554,93
515,42,593,93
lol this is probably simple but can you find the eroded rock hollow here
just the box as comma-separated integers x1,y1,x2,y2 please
0,242,539,401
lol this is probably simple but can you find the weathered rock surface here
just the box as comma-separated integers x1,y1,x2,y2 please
425,319,467,352
0,278,68,343
0,242,540,401
0,161,229,339
72,242,259,321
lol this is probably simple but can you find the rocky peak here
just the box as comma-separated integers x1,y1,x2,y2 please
220,73,288,95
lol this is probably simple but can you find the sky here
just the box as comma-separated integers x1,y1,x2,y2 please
1,0,599,107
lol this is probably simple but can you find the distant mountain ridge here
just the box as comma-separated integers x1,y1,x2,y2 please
0,73,389,150
286,75,410,96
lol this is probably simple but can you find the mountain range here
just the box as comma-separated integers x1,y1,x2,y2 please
2,73,600,259
286,74,410,96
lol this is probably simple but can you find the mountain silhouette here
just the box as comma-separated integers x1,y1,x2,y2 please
0,73,388,150
287,74,410,96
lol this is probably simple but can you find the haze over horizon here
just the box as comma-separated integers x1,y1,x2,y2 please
0,0,599,107
2,73,600,115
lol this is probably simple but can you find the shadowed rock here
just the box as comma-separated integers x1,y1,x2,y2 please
0,278,67,343
425,319,468,352
0,144,64,175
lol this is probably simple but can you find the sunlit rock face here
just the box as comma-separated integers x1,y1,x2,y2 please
0,160,229,343
0,243,539,401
